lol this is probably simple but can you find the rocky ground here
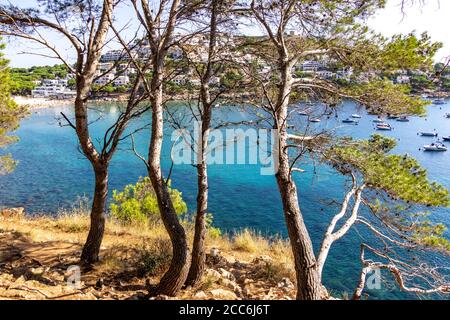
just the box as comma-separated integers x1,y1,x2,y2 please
0,208,305,300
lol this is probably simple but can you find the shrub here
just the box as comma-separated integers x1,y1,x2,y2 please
110,177,188,225
205,213,222,239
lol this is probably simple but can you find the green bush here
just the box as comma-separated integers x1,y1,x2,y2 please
110,177,187,224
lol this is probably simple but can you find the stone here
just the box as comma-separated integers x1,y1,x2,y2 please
204,268,221,279
193,291,208,299
252,255,272,265
30,267,46,276
210,247,219,257
0,207,25,218
277,277,294,291
209,288,238,300
218,268,235,281
150,294,169,300
233,260,248,269
219,278,241,293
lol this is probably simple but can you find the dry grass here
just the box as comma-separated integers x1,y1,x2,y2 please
1,206,295,284
232,229,270,253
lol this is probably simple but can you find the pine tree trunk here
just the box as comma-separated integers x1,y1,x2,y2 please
185,161,208,287
80,163,108,264
275,166,322,299
274,60,322,300
149,87,190,296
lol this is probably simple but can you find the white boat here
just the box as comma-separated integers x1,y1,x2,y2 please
351,114,361,119
445,113,450,118
419,132,438,137
309,118,321,123
376,123,392,131
442,136,450,142
373,118,385,123
342,118,359,124
298,108,312,116
396,117,410,122
433,99,445,105
423,142,447,152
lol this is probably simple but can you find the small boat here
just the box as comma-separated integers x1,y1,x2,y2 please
445,113,450,118
376,123,393,131
298,108,312,116
309,118,321,123
387,115,399,119
351,114,362,119
342,118,359,124
396,117,410,122
433,99,445,105
442,136,450,141
373,118,385,123
423,142,447,152
419,131,438,137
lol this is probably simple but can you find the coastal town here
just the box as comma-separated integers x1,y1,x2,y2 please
10,33,450,105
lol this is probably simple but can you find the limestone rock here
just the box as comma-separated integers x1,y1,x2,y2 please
193,291,208,299
218,268,235,281
219,278,241,293
277,277,294,291
204,268,221,279
209,288,238,300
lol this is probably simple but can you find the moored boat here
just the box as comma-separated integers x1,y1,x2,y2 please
376,123,392,131
445,113,450,118
433,99,445,105
351,114,361,119
342,118,359,124
373,118,385,123
419,131,438,137
442,136,450,141
423,142,447,152
396,117,410,122
298,108,312,116
309,118,321,123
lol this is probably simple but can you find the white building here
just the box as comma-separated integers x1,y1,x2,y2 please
316,70,335,79
113,75,130,86
298,60,323,72
94,73,115,85
396,75,411,84
31,78,71,98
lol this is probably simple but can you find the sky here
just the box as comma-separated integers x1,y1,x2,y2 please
2,0,450,68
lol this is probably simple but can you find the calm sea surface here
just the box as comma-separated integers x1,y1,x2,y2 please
1,100,449,299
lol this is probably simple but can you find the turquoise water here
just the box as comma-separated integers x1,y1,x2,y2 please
1,100,449,299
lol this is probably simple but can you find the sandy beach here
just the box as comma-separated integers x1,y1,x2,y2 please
13,96,75,109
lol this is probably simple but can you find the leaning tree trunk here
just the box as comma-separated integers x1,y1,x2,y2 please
185,117,210,286
274,61,322,300
149,85,190,296
275,160,322,300
80,162,108,264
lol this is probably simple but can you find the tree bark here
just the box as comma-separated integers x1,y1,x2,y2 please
274,60,322,300
185,123,210,286
80,162,108,264
185,0,219,287
149,81,190,296
275,148,322,300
